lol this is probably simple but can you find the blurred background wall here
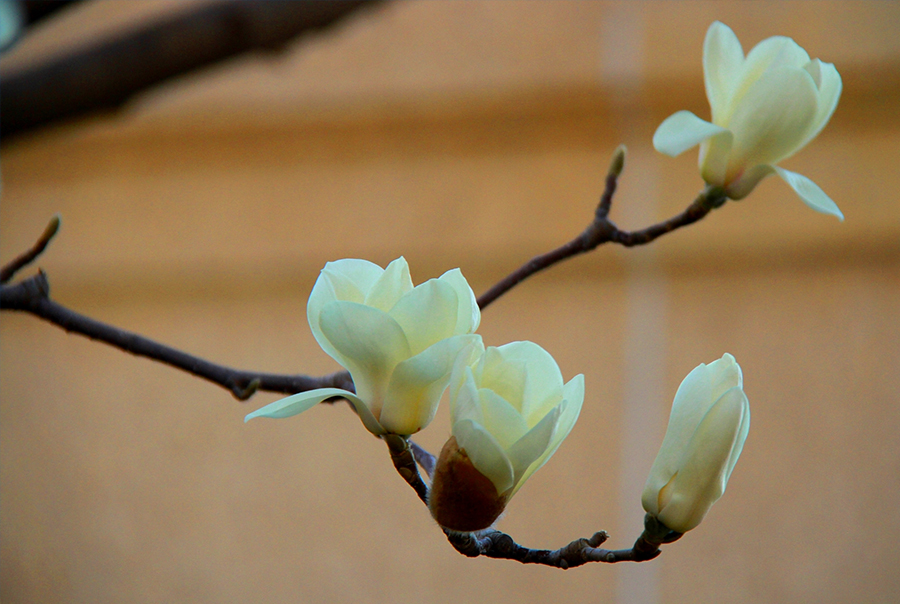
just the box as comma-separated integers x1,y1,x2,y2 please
1,1,898,602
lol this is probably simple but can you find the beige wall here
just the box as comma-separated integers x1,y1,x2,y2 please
2,2,898,603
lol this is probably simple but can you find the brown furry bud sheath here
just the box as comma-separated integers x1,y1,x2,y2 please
428,437,508,532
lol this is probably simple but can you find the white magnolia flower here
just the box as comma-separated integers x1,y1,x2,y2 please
429,341,584,531
642,353,750,533
245,257,482,436
653,21,843,219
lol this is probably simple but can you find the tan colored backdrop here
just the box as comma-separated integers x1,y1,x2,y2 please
2,2,898,603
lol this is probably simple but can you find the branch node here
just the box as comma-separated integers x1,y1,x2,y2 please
588,531,609,547
385,434,429,504
698,184,728,210
231,378,261,400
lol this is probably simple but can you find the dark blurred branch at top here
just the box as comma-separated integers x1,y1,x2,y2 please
19,0,83,27
1,0,384,139
19,1,82,27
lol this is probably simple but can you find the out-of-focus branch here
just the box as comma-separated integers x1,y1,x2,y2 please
20,1,83,27
1,0,384,138
476,147,726,310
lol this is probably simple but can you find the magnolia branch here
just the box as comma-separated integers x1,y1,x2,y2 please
0,148,723,402
0,263,352,401
387,433,683,567
477,147,726,309
2,147,718,566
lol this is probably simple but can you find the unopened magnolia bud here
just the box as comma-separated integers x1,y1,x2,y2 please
428,437,507,532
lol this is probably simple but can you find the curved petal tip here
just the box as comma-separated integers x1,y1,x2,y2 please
774,167,843,220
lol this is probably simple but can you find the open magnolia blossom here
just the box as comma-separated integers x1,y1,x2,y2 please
642,353,750,533
653,21,843,219
429,341,584,531
245,257,482,436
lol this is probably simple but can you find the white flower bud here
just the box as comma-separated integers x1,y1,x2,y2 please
642,353,750,533
245,257,482,436
429,341,584,531
653,21,843,219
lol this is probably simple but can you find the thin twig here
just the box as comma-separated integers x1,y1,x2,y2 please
476,148,726,310
0,214,61,284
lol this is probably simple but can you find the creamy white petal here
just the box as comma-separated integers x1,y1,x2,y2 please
706,353,743,390
318,301,411,410
553,375,586,452
725,66,818,171
774,167,844,220
653,111,728,157
511,374,584,497
451,366,484,423
657,386,748,532
453,418,515,495
721,387,750,484
731,35,811,115
797,60,842,151
647,355,741,490
479,348,527,411
703,21,744,122
244,388,385,436
364,256,413,313
307,259,384,361
476,387,530,450
505,405,560,490
325,258,384,284
493,341,563,421
437,267,481,334
388,279,459,355
380,335,482,435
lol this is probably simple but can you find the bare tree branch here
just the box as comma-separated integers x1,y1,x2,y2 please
0,217,352,401
1,146,721,566
0,270,353,399
385,432,683,568
442,516,682,568
477,147,727,310
1,0,385,138
0,150,723,402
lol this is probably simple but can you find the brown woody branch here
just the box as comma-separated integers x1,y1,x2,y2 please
0,219,351,400
442,515,683,568
0,149,723,402
477,147,727,310
390,432,683,567
2,147,720,566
